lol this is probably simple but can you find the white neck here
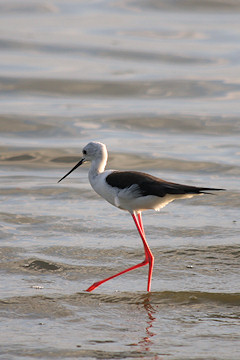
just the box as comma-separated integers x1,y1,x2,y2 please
88,148,108,182
87,143,108,187
90,157,106,175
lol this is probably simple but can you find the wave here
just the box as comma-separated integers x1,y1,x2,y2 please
1,76,239,99
1,291,239,311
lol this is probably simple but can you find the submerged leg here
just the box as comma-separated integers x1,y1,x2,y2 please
85,211,154,292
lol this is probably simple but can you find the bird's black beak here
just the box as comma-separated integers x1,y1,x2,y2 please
58,158,85,183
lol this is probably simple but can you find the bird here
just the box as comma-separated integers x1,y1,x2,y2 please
58,141,224,292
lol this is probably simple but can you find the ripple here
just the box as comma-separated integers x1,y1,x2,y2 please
1,76,239,99
130,0,240,12
0,147,238,175
0,39,213,64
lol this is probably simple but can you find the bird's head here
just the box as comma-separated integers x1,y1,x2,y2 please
58,141,107,183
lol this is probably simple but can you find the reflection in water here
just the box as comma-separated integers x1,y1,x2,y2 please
138,294,163,359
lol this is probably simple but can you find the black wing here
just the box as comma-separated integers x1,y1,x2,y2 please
106,171,224,197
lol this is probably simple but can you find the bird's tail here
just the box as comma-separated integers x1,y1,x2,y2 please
198,188,225,195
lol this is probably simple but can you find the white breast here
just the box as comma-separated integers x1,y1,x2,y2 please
89,170,118,208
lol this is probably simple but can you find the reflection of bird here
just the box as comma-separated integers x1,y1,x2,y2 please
140,295,157,352
58,141,224,292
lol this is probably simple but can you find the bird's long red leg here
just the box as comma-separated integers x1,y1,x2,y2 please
137,212,145,236
85,212,154,293
132,212,154,292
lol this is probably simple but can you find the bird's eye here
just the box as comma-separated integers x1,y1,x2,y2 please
83,150,87,155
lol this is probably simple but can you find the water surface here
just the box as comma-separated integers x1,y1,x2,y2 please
0,1,239,359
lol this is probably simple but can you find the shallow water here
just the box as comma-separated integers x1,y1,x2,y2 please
0,1,240,359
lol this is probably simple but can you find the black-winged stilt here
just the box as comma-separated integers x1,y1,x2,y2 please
58,141,224,292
